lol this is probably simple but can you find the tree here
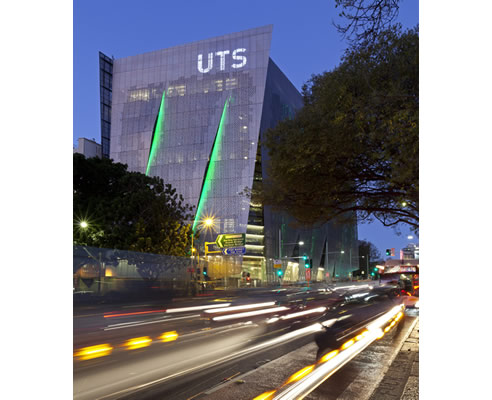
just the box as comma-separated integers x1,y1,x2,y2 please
358,240,381,264
262,26,418,233
73,154,195,256
334,0,401,44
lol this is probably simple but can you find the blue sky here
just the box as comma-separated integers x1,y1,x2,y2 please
74,0,419,258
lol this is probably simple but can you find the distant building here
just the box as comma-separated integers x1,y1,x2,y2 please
400,243,419,260
73,138,102,159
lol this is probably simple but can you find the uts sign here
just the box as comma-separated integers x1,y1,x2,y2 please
197,48,247,73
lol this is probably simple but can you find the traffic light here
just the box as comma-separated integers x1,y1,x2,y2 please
305,259,310,269
303,254,308,261
309,259,313,269
385,249,391,256
374,267,378,272
277,269,283,277
203,267,208,276
197,268,201,275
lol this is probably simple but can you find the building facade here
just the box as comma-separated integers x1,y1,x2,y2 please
104,25,357,283
73,137,102,159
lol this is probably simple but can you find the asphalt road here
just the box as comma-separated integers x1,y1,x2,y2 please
73,282,409,400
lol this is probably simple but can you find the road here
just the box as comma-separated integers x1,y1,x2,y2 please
73,283,416,400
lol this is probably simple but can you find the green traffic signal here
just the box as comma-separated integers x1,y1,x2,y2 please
371,272,375,276
277,269,283,277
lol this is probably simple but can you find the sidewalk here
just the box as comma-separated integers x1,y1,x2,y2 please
368,318,419,400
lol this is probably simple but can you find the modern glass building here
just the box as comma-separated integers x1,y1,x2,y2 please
104,25,357,284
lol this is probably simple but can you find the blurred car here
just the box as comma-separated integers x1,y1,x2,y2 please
314,286,403,360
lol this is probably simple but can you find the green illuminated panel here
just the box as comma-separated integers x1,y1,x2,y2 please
193,97,229,231
145,90,166,176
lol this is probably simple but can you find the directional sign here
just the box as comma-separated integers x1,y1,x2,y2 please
273,259,282,269
215,233,246,248
222,246,246,256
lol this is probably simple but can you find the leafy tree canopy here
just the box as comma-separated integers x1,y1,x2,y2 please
358,240,381,262
73,154,195,256
262,26,418,233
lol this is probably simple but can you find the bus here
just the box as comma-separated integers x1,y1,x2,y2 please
380,264,419,297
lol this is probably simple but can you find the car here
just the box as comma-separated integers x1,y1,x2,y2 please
314,286,404,360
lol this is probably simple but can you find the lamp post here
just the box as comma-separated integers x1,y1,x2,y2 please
189,217,215,293
352,255,370,280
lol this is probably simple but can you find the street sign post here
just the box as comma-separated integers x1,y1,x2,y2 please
221,246,246,256
215,233,246,248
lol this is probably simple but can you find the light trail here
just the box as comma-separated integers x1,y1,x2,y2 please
95,322,324,399
166,303,231,313
204,302,276,314
255,304,406,400
104,314,201,331
212,307,289,321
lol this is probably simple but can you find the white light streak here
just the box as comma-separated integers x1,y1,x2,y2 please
280,307,326,320
212,307,289,321
166,303,231,313
204,302,275,314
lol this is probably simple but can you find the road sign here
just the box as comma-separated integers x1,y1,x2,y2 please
215,233,246,248
222,246,246,255
205,242,222,255
305,269,311,280
273,259,282,269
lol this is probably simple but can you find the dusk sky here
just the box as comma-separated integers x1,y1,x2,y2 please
74,0,419,259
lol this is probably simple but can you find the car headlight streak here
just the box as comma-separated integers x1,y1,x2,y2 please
204,301,276,314
212,306,289,321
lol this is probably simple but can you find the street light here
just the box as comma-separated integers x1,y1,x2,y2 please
80,221,88,229
352,255,370,279
187,216,216,294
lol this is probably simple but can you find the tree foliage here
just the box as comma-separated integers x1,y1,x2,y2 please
262,26,418,232
73,154,195,256
358,240,381,263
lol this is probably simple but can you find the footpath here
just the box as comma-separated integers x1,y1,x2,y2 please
368,318,419,400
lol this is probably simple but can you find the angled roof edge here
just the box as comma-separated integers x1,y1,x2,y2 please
115,25,273,61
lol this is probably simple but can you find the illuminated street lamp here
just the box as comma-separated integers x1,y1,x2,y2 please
80,221,88,229
189,216,216,282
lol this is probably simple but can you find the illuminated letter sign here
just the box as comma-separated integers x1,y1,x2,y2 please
198,53,213,73
231,48,247,69
197,48,247,73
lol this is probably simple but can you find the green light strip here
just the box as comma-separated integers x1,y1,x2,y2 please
145,90,166,176
193,97,229,231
